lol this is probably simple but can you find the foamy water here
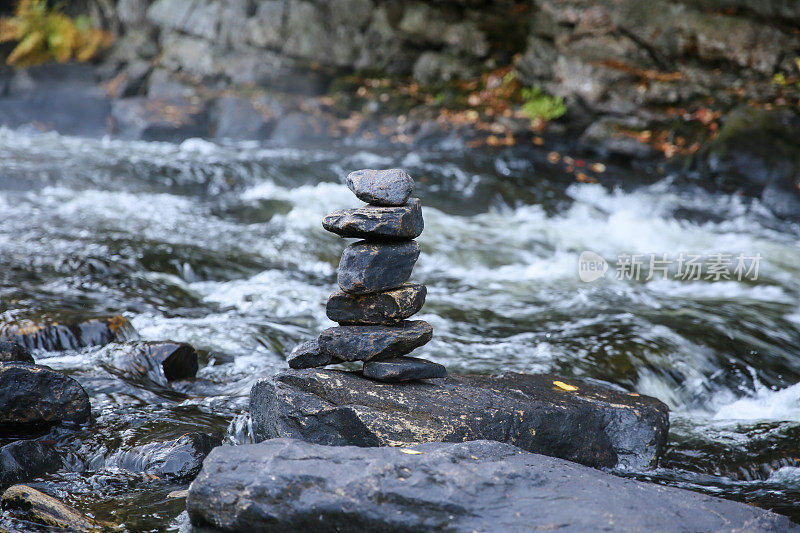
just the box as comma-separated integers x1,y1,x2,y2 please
2,128,800,527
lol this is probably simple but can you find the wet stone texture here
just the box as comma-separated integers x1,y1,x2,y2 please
0,315,135,352
322,198,424,240
0,341,33,364
327,283,427,325
251,369,669,469
317,321,433,362
346,168,414,206
287,339,331,369
337,240,420,294
0,441,63,490
187,439,796,533
363,356,446,382
1,484,96,530
103,341,199,382
0,362,91,436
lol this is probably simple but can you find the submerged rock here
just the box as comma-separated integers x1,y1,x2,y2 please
322,198,424,240
0,362,91,437
327,283,427,325
187,439,795,533
287,339,331,369
346,168,414,206
113,432,221,481
363,356,446,382
318,321,433,362
338,240,420,294
0,441,62,490
251,369,668,469
1,485,95,530
0,315,134,352
103,341,199,382
0,341,33,364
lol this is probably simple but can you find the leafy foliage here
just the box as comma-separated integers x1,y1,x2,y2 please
520,86,566,121
0,0,112,67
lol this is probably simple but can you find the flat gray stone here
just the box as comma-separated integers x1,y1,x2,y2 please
187,439,798,533
337,240,420,295
318,321,433,362
323,198,423,240
326,283,426,325
346,168,414,206
250,369,669,469
287,339,331,369
363,356,446,382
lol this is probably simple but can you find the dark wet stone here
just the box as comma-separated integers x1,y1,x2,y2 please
346,168,414,206
0,441,62,490
114,432,221,482
0,315,135,352
363,356,446,382
337,240,420,295
188,439,796,533
251,369,669,469
0,362,91,437
318,321,433,362
322,198,424,240
287,339,331,369
0,341,33,363
327,283,427,325
1,484,96,530
103,341,199,382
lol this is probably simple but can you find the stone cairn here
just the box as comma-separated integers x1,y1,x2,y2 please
288,168,446,382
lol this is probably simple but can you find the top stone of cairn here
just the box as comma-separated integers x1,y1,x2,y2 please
346,169,414,206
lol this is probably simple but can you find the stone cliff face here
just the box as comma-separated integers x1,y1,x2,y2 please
109,0,799,109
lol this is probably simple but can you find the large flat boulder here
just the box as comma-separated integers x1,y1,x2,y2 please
250,369,669,469
186,439,797,533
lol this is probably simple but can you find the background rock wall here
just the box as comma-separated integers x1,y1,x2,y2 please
103,0,800,109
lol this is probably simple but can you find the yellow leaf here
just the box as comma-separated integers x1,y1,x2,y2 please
553,380,578,392
7,29,44,65
399,448,422,455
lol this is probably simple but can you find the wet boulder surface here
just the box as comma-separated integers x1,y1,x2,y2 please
0,315,134,352
1,484,96,530
337,240,420,294
326,283,427,325
322,198,424,240
0,441,63,491
0,362,91,437
317,321,433,362
0,341,33,364
186,439,797,533
101,341,199,383
346,168,414,206
251,369,668,469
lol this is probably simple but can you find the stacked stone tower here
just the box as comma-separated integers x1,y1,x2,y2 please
288,168,446,382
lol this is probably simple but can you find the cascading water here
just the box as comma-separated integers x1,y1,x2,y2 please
1,128,799,530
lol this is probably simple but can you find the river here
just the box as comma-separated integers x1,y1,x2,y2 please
1,128,799,530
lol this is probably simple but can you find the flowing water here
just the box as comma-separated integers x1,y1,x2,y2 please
1,128,800,530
